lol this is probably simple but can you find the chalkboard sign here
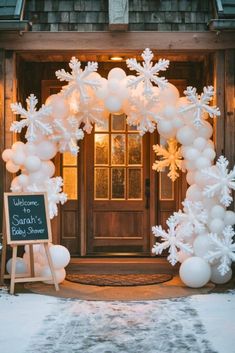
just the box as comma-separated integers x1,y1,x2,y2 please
4,192,52,244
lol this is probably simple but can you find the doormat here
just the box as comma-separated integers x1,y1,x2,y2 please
66,273,173,286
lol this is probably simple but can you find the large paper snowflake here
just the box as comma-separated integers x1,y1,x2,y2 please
10,94,52,142
75,99,106,134
51,117,84,155
126,48,169,96
173,201,208,238
55,57,100,101
205,226,235,275
27,177,67,219
152,138,182,181
127,95,162,135
180,86,220,128
202,156,235,207
152,217,193,265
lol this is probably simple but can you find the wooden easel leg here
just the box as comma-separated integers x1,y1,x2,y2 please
10,246,17,295
44,244,59,291
29,244,35,277
0,234,7,285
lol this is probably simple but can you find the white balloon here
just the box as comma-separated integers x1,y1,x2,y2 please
184,147,200,161
184,160,196,171
224,211,235,226
210,265,232,284
18,174,29,187
104,95,122,113
12,150,26,166
108,68,126,81
41,266,66,284
40,161,55,178
195,121,213,139
24,244,42,253
159,83,180,104
202,148,216,161
2,149,13,162
195,156,211,170
210,205,226,219
107,78,120,93
95,78,108,99
12,141,25,152
172,117,184,129
6,160,20,173
194,171,210,188
177,251,192,263
25,142,37,156
36,141,57,160
186,184,203,202
176,126,196,146
24,156,42,173
162,105,177,120
49,245,71,270
46,94,69,120
10,177,22,192
186,171,195,185
179,257,211,288
209,218,225,234
201,196,219,210
6,257,28,275
193,137,207,151
157,120,174,135
193,235,214,258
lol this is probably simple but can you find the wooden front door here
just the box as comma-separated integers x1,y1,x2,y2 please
85,113,151,255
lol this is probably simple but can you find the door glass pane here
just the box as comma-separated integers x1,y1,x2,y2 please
95,168,109,199
128,169,142,199
111,168,125,199
111,113,126,131
63,152,77,166
128,125,137,131
95,134,109,165
160,171,174,200
63,167,77,200
128,134,142,165
95,118,109,131
111,134,125,165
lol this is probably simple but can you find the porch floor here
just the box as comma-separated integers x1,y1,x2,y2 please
24,258,217,301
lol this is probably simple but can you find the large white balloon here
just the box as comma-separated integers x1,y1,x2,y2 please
24,156,42,173
108,68,126,81
104,95,122,113
41,266,66,284
210,205,226,220
49,245,71,270
210,265,232,284
186,184,203,202
36,141,57,160
209,218,225,234
46,94,69,120
6,257,28,275
179,257,211,288
193,235,215,258
176,126,196,146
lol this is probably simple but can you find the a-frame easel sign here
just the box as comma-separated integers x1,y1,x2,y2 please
0,192,59,294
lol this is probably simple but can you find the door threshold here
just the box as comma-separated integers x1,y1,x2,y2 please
70,257,168,264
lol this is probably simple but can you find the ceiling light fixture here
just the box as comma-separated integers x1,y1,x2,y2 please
110,56,124,61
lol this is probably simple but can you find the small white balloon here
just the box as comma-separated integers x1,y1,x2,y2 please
193,137,207,151
108,68,126,81
210,205,226,219
202,148,216,161
195,121,213,139
24,156,42,173
6,160,20,173
41,266,66,284
40,161,55,178
176,126,196,146
209,218,225,234
12,150,26,166
179,257,211,288
2,149,13,162
186,184,203,202
18,174,29,187
193,235,215,258
49,245,71,270
6,257,28,275
184,147,200,161
36,140,57,160
46,94,69,120
95,78,108,99
195,156,211,170
224,211,235,226
104,95,122,113
177,251,192,263
12,141,25,152
186,171,195,185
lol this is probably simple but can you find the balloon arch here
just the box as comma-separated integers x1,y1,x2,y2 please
2,49,235,287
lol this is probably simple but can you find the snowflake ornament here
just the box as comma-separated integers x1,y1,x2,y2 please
27,177,67,219
152,138,182,181
205,226,235,275
55,57,100,101
75,99,106,134
152,217,193,265
51,117,84,155
10,94,52,142
202,156,235,207
173,201,208,238
127,94,162,135
126,48,169,96
180,86,220,128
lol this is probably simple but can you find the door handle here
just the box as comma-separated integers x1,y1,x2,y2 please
145,178,150,209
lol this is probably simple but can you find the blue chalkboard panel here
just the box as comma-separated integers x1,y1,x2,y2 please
4,193,52,244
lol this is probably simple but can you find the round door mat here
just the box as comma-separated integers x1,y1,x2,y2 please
66,273,173,286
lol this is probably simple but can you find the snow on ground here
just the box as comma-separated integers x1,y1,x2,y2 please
0,289,234,353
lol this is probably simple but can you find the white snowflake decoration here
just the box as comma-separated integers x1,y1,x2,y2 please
27,177,67,219
127,95,162,135
205,226,235,275
51,117,84,155
152,138,182,181
126,48,169,96
10,94,52,142
55,57,100,101
173,201,208,238
75,99,106,134
152,217,193,266
202,156,235,207
180,86,220,128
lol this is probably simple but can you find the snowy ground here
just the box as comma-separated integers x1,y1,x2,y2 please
0,290,234,353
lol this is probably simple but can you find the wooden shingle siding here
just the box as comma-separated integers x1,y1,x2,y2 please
24,0,213,32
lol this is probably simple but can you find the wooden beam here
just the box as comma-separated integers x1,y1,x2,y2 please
214,51,225,158
109,0,128,31
0,32,234,51
0,49,5,231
